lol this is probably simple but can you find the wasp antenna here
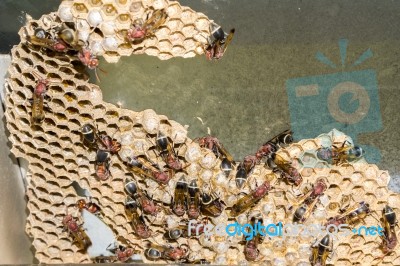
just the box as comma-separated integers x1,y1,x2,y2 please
94,68,101,83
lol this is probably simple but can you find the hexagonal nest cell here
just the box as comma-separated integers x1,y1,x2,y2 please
3,0,400,265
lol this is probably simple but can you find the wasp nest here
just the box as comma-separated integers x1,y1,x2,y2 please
57,0,211,62
3,0,400,265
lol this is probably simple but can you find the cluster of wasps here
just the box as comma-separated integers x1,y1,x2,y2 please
23,9,396,266
25,11,235,125
25,21,101,126
61,124,397,264
125,8,236,61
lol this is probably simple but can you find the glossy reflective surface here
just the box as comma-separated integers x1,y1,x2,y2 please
99,1,400,193
1,0,400,263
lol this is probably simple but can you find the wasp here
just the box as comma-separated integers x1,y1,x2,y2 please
289,179,327,207
31,78,48,124
230,181,272,217
125,197,152,239
172,176,188,216
98,133,121,154
317,140,364,165
145,243,188,261
326,201,370,227
185,259,211,264
27,28,70,52
187,179,201,219
204,23,235,60
62,214,91,250
310,234,332,266
125,155,171,184
164,227,185,241
155,132,184,171
243,216,265,261
29,72,55,125
81,123,121,153
76,199,102,215
304,179,327,204
78,48,99,70
255,129,293,160
161,244,188,261
163,225,189,241
200,192,225,217
95,149,111,181
145,244,163,260
196,136,235,176
112,246,136,262
57,22,84,49
235,155,259,188
77,47,103,82
81,124,98,149
377,205,398,259
293,198,320,224
127,9,168,42
125,178,160,216
96,244,137,263
269,153,303,186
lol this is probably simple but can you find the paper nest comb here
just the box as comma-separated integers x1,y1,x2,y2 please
3,0,400,265
58,0,211,62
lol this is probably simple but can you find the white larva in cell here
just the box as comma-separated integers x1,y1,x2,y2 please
210,212,228,225
87,10,103,27
313,206,327,220
272,239,286,253
78,30,90,44
263,217,274,225
236,214,247,225
296,262,311,266
186,163,201,177
319,194,330,207
185,144,202,163
261,262,273,266
225,195,237,206
285,252,297,263
76,19,90,31
199,234,213,247
273,257,287,266
262,202,276,215
166,215,179,228
100,21,116,36
214,255,227,265
200,169,213,183
238,260,248,266
298,244,312,257
161,192,172,204
89,41,104,55
142,109,160,134
260,247,273,257
188,239,202,251
133,140,149,154
213,242,229,254
200,151,217,169
213,172,228,187
120,132,133,146
58,6,73,22
103,37,118,51
170,121,188,144
284,237,298,246
118,147,133,162
131,254,143,261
